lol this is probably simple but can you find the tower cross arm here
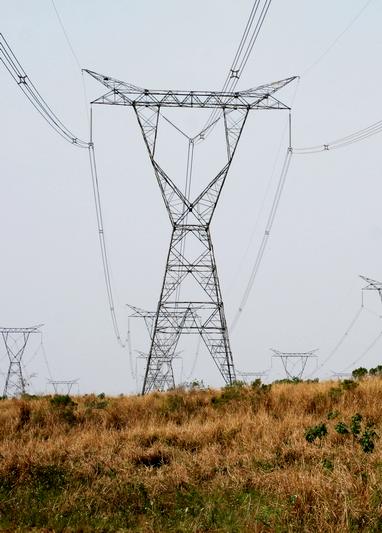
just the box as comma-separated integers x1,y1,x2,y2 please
360,275,382,291
271,349,318,357
84,70,297,110
0,325,43,334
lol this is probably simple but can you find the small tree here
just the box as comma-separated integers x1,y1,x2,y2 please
369,365,382,376
352,367,368,380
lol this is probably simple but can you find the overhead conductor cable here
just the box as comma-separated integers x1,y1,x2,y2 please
0,33,88,147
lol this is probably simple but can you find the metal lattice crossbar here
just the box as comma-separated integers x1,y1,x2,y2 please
360,275,382,304
87,71,296,393
85,71,295,110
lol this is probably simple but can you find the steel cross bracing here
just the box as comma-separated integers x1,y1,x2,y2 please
87,71,296,394
0,325,42,397
271,349,318,380
360,275,382,303
127,304,199,390
85,71,295,111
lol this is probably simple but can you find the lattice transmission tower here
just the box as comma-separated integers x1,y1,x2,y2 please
48,380,79,395
86,70,296,393
271,349,318,380
127,304,195,389
0,325,42,397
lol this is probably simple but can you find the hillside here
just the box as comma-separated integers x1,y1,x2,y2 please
0,378,381,531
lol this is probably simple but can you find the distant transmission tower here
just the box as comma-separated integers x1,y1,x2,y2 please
0,325,42,397
237,370,268,383
48,380,78,395
360,275,382,304
87,70,296,393
127,304,197,389
331,371,352,380
271,349,318,380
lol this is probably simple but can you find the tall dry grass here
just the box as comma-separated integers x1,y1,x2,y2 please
0,378,381,531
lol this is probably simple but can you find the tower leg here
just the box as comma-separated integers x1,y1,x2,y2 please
3,361,26,397
2,331,31,397
142,226,235,393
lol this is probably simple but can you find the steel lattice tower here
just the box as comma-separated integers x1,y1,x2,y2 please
271,349,318,380
86,70,296,393
0,325,42,397
48,380,78,395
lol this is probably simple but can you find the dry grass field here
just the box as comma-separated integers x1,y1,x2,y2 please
0,377,382,531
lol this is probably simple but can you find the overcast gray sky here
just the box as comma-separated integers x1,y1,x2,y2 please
1,0,382,394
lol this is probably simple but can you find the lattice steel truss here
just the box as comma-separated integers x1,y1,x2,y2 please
237,370,268,383
360,275,382,303
87,70,296,393
271,349,318,380
48,380,78,395
0,325,42,397
127,304,197,390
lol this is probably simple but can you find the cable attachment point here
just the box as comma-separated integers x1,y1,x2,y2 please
17,75,27,85
230,69,240,79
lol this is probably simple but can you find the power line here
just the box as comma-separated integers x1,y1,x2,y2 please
88,108,126,348
226,104,293,296
302,0,375,77
293,118,382,154
50,0,82,71
40,336,54,381
0,33,88,148
308,306,364,378
342,330,382,371
50,0,90,126
195,0,273,142
227,78,299,328
230,126,293,331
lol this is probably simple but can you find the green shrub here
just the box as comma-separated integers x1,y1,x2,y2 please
369,365,382,376
350,413,363,436
305,423,327,443
335,421,349,435
50,395,77,425
352,367,368,380
50,395,76,408
341,379,358,391
211,383,245,406
359,424,378,453
328,387,343,401
273,377,302,385
84,396,108,410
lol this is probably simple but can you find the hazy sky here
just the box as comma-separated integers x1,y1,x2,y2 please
1,0,382,394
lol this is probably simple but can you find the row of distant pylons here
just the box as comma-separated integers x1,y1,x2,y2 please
1,275,380,397
127,275,382,389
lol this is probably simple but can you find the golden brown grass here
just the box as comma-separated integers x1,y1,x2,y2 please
0,378,382,531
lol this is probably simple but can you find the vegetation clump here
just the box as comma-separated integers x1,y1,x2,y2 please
306,411,379,454
304,423,328,443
